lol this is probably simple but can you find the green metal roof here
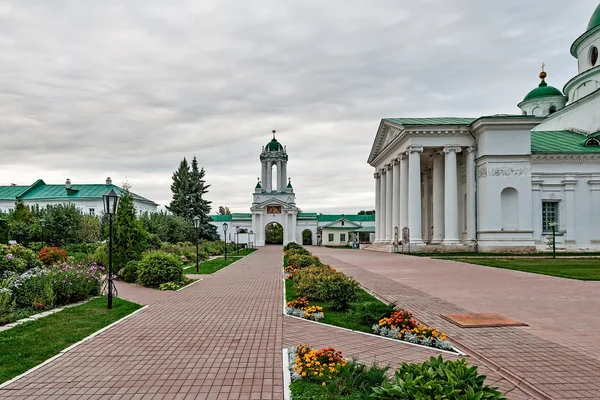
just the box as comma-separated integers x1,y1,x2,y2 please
352,226,376,233
211,215,232,221
588,4,600,31
317,214,375,222
0,180,157,205
265,138,283,152
210,213,252,222
523,82,563,102
384,117,477,126
531,131,600,153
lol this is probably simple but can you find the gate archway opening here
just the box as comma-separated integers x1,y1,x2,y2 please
265,222,284,245
302,229,313,245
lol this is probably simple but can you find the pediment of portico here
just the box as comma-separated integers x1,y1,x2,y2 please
250,197,297,213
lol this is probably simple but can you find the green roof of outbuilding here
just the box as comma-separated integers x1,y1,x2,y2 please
588,4,600,31
384,117,477,126
531,131,600,153
317,214,375,222
210,213,252,222
523,82,563,102
0,180,157,205
211,215,232,221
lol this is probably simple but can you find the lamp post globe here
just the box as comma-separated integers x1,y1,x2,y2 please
102,189,121,310
222,223,228,261
193,216,201,273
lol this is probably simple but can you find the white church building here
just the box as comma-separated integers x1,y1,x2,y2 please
367,5,600,252
210,132,376,246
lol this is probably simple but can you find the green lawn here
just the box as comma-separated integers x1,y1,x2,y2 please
285,279,394,333
449,257,600,280
0,297,141,384
184,256,242,274
411,252,600,258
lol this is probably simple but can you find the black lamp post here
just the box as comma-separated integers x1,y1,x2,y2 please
235,226,240,254
40,218,46,247
249,230,254,249
103,189,120,309
193,216,201,273
223,222,228,261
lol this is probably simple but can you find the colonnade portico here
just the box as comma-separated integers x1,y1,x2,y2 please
374,145,477,247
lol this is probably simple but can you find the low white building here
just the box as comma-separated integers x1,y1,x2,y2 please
367,5,600,252
0,178,158,216
210,132,375,246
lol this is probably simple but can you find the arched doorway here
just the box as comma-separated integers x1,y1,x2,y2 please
265,222,284,245
302,229,312,245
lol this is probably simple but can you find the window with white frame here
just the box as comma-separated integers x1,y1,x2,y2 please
328,233,334,242
340,233,346,242
89,208,95,216
542,201,559,233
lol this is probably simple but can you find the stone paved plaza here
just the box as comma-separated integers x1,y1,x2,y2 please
1,247,599,399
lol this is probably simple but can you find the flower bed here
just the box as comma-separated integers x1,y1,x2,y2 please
283,245,456,353
286,344,505,399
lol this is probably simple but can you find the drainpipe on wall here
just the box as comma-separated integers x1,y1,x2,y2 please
468,127,479,253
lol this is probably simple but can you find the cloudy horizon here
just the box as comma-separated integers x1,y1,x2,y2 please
1,0,597,214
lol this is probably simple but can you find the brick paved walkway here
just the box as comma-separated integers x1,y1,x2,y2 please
0,247,284,400
309,246,600,400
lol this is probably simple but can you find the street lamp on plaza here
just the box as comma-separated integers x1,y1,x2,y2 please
102,189,120,310
222,222,228,261
193,216,201,273
249,230,254,249
40,218,46,247
235,226,240,254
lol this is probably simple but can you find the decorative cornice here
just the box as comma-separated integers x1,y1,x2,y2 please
532,154,600,164
442,146,462,154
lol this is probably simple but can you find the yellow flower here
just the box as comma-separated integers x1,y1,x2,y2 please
322,382,326,387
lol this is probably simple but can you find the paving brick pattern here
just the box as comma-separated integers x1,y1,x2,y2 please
0,247,284,400
309,247,600,400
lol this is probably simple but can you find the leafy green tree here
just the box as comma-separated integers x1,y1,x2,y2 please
140,211,193,244
265,222,283,244
8,200,36,245
113,190,147,270
358,210,376,215
218,206,231,215
79,215,102,243
41,203,83,246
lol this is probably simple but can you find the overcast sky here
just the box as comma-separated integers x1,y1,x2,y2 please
0,1,597,213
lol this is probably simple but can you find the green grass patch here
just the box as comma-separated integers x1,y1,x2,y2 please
184,256,242,274
410,252,600,258
229,248,256,256
285,279,394,333
0,297,141,384
448,257,600,280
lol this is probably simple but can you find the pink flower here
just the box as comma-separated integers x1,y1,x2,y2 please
7,254,13,260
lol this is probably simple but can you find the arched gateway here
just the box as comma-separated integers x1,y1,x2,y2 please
251,131,298,246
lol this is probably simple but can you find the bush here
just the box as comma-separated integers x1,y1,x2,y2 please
318,273,359,310
47,260,104,305
293,265,337,300
137,251,184,288
283,242,302,252
71,252,89,262
350,302,397,327
287,254,322,269
159,282,180,291
92,243,109,267
0,288,16,325
371,356,504,399
0,244,41,275
63,242,102,256
285,247,310,258
120,260,139,283
146,233,163,250
38,246,68,266
8,268,55,309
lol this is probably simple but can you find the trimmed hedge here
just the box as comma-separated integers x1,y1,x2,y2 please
137,251,184,287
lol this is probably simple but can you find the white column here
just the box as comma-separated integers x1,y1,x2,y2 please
423,169,431,242
380,169,387,242
258,213,264,245
374,173,381,241
400,154,409,230
261,162,267,187
291,213,297,243
532,179,543,243
431,154,444,243
408,146,424,244
563,177,577,245
281,162,287,190
465,147,476,242
392,158,401,242
283,212,289,244
443,146,462,244
385,164,393,241
266,162,272,192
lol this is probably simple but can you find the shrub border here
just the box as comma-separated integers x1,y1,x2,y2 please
282,278,463,356
0,304,148,389
175,278,203,292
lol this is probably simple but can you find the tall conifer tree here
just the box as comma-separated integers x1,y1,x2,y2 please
167,157,191,217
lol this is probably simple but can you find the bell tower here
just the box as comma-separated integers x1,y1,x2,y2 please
251,131,298,246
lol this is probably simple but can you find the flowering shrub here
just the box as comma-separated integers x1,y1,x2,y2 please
373,312,454,351
284,265,298,278
291,344,347,384
287,297,309,310
287,254,322,270
47,260,104,305
8,267,54,309
0,288,15,324
159,282,181,291
0,244,41,274
38,247,68,266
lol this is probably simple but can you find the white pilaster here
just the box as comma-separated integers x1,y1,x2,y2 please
443,146,462,244
261,162,268,188
588,178,600,241
281,162,287,190
408,146,424,244
563,177,577,245
431,153,444,244
400,155,409,231
266,162,272,192
392,158,401,242
374,173,381,241
291,212,297,243
465,147,476,242
385,164,393,241
258,213,264,245
283,211,289,244
380,169,387,242
532,179,543,243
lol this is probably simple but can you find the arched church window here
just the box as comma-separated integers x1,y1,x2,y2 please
549,106,557,114
585,137,600,146
590,46,598,67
